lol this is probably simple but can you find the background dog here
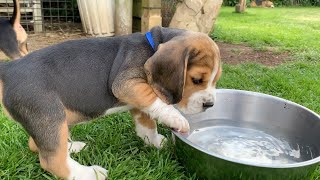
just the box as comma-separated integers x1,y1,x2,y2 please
0,0,28,60
250,0,275,7
0,26,221,179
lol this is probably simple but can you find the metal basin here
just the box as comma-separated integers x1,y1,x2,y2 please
172,89,320,179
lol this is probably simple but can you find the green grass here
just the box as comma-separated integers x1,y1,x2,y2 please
0,112,189,179
219,62,320,113
214,7,320,62
1,6,320,180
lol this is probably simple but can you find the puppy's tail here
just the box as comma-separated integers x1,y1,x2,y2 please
10,0,21,26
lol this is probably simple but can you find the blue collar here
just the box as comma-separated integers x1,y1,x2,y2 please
145,31,156,51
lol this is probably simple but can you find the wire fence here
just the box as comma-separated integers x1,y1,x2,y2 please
0,0,180,33
0,0,81,33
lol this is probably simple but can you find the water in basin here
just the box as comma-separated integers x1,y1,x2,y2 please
187,125,315,165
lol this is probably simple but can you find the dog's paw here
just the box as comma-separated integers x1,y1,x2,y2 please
68,141,86,153
165,111,190,133
144,98,190,133
68,165,108,180
150,134,167,149
91,166,108,180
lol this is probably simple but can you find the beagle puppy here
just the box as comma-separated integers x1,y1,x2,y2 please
0,26,221,179
0,0,28,60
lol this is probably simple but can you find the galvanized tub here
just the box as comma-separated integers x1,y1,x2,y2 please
173,89,320,179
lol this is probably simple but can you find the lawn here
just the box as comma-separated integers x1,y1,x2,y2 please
214,7,320,62
1,6,320,180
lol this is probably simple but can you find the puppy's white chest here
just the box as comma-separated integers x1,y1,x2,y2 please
104,105,133,115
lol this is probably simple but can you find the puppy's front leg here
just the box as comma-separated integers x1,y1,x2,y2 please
131,109,166,148
142,97,190,133
113,78,189,133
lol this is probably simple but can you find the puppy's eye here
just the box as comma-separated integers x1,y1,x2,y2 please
192,78,203,85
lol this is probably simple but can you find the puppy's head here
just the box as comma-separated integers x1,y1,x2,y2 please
144,28,222,114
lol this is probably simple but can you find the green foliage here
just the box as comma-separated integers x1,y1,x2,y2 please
223,0,320,6
223,0,239,6
272,0,320,6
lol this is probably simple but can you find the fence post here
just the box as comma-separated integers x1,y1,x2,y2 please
33,0,43,33
235,0,246,13
115,0,133,35
141,0,161,33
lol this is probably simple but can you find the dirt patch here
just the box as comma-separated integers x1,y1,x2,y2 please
0,33,291,66
23,33,89,53
0,33,89,60
216,42,291,66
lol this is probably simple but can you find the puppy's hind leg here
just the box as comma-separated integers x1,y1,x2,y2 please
130,109,166,149
5,92,107,180
37,121,107,180
29,136,87,154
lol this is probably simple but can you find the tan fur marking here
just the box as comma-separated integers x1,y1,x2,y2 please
178,66,212,109
39,121,70,179
65,108,87,125
20,42,28,55
119,82,158,108
14,24,28,53
13,0,28,56
131,109,156,129
13,0,21,26
2,106,13,119
28,137,38,153
150,88,170,104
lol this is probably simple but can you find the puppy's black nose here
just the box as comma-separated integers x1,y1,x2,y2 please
203,102,214,108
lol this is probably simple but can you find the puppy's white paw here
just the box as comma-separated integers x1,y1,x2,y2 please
166,112,190,133
91,166,108,180
144,98,190,133
68,165,108,180
152,134,167,149
68,141,86,153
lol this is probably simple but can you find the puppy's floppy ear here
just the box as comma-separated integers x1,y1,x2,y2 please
144,40,189,104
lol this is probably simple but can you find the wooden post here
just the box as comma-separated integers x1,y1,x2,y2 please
77,0,115,36
33,0,43,33
235,0,246,13
141,0,162,33
115,0,133,35
132,0,142,32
